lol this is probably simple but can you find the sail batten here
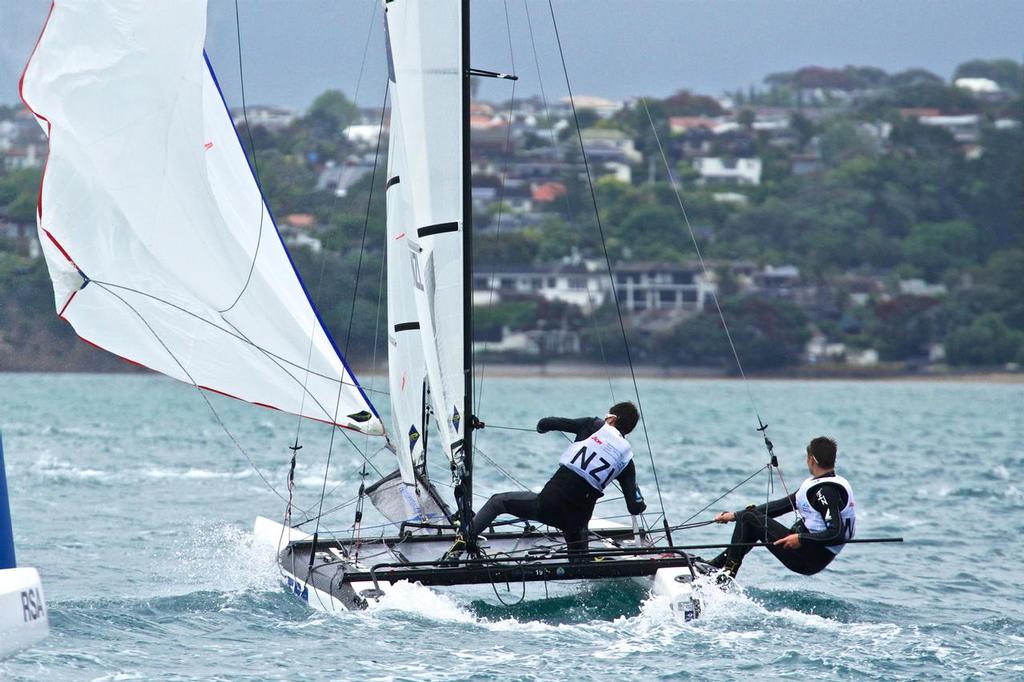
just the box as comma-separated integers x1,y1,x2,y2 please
385,0,467,469
386,90,428,483
21,0,382,434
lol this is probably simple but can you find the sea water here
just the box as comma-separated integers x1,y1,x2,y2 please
0,373,1021,680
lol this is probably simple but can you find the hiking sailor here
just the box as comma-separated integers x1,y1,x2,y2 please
709,436,855,578
447,402,647,560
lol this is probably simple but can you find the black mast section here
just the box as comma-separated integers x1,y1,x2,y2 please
457,0,475,534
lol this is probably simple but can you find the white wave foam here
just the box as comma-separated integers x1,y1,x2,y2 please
140,466,254,480
366,582,570,634
370,581,478,624
33,453,105,480
295,475,344,490
356,569,900,649
172,522,280,595
32,454,259,485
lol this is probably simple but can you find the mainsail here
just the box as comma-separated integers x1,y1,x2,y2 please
384,1,467,467
20,0,382,434
385,99,428,485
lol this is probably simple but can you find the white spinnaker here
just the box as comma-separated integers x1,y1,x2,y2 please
20,0,382,434
385,98,428,484
385,0,466,463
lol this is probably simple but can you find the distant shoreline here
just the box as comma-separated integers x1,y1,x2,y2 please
3,362,1021,383
445,363,1024,383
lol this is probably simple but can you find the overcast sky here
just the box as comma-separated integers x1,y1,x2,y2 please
2,1,1023,113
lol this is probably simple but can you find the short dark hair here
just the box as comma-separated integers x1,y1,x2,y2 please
807,436,838,469
609,402,639,435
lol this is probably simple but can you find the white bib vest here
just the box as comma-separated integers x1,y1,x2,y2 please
558,423,633,491
795,473,856,555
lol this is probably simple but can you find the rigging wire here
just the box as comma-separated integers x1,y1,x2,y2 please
522,0,616,402
344,89,390,356
85,279,387,396
473,0,518,416
292,443,388,528
484,423,538,433
93,286,383,543
307,84,392,557
90,281,312,514
290,0,383,451
638,98,799,521
637,99,760,415
88,282,388,488
546,0,668,526
282,2,383,565
219,0,267,315
475,445,532,492
282,4,388,568
669,464,768,531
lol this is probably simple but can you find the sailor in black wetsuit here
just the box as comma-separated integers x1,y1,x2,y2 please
449,402,647,560
710,436,856,578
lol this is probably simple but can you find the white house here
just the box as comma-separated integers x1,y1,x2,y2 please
806,334,847,364
580,128,642,164
693,157,762,186
473,263,608,313
232,105,298,132
919,114,981,144
614,262,715,314
954,77,1000,94
560,95,622,118
343,124,385,145
898,279,947,297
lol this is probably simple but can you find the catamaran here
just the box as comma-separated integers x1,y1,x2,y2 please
20,0,739,617
258,0,713,614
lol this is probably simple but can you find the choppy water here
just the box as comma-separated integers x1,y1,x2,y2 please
0,373,1022,680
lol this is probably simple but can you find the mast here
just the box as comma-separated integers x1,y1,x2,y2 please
458,0,475,534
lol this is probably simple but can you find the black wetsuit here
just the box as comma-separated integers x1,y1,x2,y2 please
722,472,849,575
468,416,647,557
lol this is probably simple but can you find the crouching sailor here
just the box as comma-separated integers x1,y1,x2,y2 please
445,402,647,561
710,436,855,579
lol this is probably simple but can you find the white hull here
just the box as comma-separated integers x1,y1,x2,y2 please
254,516,384,611
0,567,48,658
254,516,702,618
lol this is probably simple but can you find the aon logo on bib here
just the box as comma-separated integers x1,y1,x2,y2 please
795,474,856,555
558,423,633,491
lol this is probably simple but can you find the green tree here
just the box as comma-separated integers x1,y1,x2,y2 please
953,59,1024,92
474,301,538,338
737,108,755,130
649,296,809,369
889,68,944,88
944,314,1024,366
789,112,816,150
819,121,880,167
474,232,539,265
872,295,942,360
979,249,1024,329
306,90,360,138
0,168,42,223
963,128,1024,254
902,220,978,280
661,90,723,117
860,82,979,115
